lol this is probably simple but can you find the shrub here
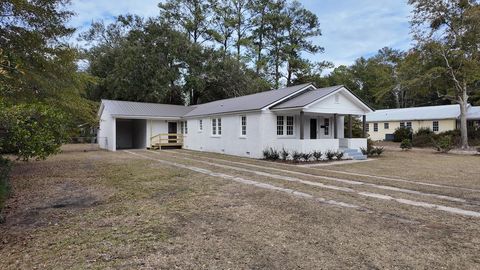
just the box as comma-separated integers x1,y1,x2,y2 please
412,127,435,147
0,103,67,161
400,139,412,150
393,127,412,142
373,147,384,156
262,147,279,160
301,152,312,162
335,151,344,160
433,135,453,153
291,151,302,163
325,150,335,161
312,150,322,161
280,148,289,161
360,147,369,155
0,157,11,223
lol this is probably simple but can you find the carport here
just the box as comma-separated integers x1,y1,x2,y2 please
115,118,147,150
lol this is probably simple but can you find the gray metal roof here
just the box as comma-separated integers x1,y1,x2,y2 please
271,85,343,109
100,99,195,118
184,83,313,117
366,104,464,122
467,106,480,120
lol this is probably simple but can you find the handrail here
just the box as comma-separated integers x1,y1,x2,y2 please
150,133,184,148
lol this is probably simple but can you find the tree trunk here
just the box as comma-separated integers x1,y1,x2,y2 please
458,89,469,149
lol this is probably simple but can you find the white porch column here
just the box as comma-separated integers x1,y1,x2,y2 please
336,115,344,139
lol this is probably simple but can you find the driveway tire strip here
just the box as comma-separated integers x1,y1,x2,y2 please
125,150,361,211
152,150,480,218
163,150,470,204
178,150,480,193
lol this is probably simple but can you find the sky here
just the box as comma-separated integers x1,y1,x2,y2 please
68,0,414,70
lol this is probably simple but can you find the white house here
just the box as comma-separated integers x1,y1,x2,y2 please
98,83,374,159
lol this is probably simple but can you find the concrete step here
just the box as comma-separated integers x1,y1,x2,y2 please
341,148,367,160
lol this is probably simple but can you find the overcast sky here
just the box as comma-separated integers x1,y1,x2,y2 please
68,0,414,69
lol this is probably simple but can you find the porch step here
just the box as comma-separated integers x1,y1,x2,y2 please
341,148,367,160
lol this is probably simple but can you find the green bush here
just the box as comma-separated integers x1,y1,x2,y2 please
301,152,312,162
262,147,279,160
393,127,413,142
0,103,67,161
291,151,302,163
325,150,335,161
280,148,289,161
412,127,435,147
433,135,453,153
312,150,322,161
0,158,11,223
400,139,412,150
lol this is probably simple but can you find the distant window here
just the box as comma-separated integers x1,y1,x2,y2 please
277,116,284,135
212,118,217,135
384,123,389,129
406,122,412,129
366,123,369,132
324,118,330,135
180,121,184,134
286,116,294,135
218,118,222,135
241,115,247,136
184,121,188,134
374,123,378,132
433,121,439,132
400,122,405,128
199,119,203,131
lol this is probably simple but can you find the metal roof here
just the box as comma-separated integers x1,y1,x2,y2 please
100,99,195,118
468,106,480,120
271,85,343,109
183,83,313,117
366,104,464,122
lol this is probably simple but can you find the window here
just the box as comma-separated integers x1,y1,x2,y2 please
433,121,439,132
277,115,294,136
184,121,188,134
240,115,247,136
400,122,405,128
286,116,294,135
180,121,184,134
373,123,378,132
324,118,330,135
406,122,412,129
199,119,203,131
217,118,222,135
277,116,284,135
212,118,217,135
384,123,389,129
366,123,369,132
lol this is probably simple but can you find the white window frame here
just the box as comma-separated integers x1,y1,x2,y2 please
184,121,188,134
276,115,295,137
366,123,369,132
324,118,330,136
373,123,378,132
180,121,184,134
211,117,222,136
400,122,405,128
240,115,247,137
384,123,389,130
406,121,412,129
199,119,203,132
433,121,439,132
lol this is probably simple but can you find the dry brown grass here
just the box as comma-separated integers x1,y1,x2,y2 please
0,144,479,269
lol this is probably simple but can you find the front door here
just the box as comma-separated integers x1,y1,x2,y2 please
310,118,317,139
168,122,177,143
